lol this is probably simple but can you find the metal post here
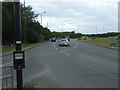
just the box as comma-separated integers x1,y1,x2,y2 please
96,26,97,34
14,1,23,89
41,14,42,25
11,66,13,88
24,0,25,7
47,21,48,28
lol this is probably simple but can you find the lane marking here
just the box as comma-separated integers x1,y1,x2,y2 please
54,42,56,47
112,54,118,57
60,51,69,56
74,43,78,48
41,52,59,56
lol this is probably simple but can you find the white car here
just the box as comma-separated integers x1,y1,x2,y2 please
59,39,70,46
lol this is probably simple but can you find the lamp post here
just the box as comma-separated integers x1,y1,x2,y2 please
24,0,25,7
41,11,46,26
96,26,97,34
46,20,51,28
62,24,65,32
78,25,80,33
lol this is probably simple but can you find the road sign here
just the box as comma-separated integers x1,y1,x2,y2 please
13,51,25,69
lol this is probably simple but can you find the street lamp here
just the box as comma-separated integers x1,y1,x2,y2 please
24,0,25,7
96,26,97,34
46,20,51,28
62,24,65,32
41,11,46,26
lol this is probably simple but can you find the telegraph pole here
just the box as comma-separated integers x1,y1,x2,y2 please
14,1,25,89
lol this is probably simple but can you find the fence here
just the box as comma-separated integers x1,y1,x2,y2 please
0,64,14,88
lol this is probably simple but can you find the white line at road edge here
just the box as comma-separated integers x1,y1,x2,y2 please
60,51,69,56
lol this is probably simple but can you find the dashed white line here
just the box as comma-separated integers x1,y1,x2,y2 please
112,54,118,57
60,51,69,56
74,43,79,48
54,42,56,47
41,52,59,56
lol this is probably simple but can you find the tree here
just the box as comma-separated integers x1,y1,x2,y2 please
2,3,52,45
2,2,15,45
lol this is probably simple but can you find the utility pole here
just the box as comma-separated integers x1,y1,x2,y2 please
14,1,25,89
41,11,46,26
46,20,51,28
24,0,25,7
96,26,97,34
41,14,42,25
62,26,63,32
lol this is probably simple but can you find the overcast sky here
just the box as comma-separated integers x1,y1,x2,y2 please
20,0,119,34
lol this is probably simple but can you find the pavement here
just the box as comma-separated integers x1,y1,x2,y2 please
2,39,118,88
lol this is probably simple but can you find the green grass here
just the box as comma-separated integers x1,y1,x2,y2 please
2,42,42,56
79,37,119,48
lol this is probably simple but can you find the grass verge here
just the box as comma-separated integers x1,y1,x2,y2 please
2,42,43,56
79,37,119,49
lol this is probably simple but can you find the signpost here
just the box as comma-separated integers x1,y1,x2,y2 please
13,1,25,89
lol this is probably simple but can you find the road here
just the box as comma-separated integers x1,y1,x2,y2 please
2,39,118,88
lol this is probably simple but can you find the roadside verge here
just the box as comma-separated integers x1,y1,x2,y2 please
1,42,45,56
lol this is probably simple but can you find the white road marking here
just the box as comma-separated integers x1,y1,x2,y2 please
112,54,118,57
74,43,78,48
41,52,59,56
54,42,56,47
60,51,69,56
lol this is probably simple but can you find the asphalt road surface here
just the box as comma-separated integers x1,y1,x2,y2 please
2,39,118,88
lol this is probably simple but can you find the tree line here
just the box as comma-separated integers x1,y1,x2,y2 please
2,2,52,46
52,31,120,38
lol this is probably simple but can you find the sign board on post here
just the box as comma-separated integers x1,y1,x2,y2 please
13,51,25,69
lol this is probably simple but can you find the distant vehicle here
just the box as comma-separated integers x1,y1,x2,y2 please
65,36,70,41
59,39,70,46
66,38,70,41
91,37,95,39
78,37,82,40
51,37,56,42
117,36,120,40
81,36,88,40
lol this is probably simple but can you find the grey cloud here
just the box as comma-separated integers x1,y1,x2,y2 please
25,0,118,33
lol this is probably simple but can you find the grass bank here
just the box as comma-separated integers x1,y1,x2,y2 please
79,37,119,48
2,42,43,56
